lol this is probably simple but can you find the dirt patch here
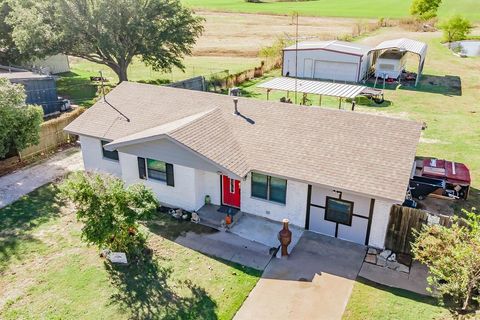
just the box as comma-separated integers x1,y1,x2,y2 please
193,11,372,57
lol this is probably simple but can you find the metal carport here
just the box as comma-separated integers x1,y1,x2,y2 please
369,38,427,86
257,77,370,109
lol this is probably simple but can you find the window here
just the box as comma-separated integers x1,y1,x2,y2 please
251,172,287,204
147,158,167,182
379,64,395,71
325,197,354,226
101,140,119,161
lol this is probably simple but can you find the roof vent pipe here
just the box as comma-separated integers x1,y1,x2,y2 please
233,97,239,115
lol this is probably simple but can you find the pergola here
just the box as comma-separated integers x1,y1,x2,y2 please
257,77,368,109
369,38,427,86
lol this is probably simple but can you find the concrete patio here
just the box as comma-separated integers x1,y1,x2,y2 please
229,213,304,258
234,232,366,320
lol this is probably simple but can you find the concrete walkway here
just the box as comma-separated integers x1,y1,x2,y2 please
234,232,366,320
0,148,83,209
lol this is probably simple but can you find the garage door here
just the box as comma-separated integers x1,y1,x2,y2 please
307,186,373,245
313,60,358,82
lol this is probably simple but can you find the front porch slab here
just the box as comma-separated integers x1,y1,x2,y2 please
229,213,304,258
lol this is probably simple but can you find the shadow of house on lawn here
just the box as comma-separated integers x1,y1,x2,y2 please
105,259,218,320
0,183,64,273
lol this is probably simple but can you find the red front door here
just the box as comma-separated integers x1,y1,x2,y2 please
222,175,241,208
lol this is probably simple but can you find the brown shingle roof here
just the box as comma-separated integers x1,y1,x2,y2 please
65,82,422,201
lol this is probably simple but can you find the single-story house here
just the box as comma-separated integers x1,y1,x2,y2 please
65,82,422,248
282,40,373,83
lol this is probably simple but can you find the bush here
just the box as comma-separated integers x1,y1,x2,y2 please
59,172,158,256
410,0,442,21
411,209,480,313
439,15,473,43
0,78,43,158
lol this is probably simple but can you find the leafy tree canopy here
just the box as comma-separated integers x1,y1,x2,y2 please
410,0,442,20
6,0,204,82
59,172,158,255
439,15,473,43
0,77,43,158
411,209,480,312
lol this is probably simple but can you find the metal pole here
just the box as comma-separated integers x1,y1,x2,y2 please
294,12,299,105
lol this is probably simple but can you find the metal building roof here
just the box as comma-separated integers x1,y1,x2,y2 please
257,77,367,99
370,38,428,86
284,40,372,56
371,38,427,57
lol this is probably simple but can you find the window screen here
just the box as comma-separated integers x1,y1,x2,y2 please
325,197,353,226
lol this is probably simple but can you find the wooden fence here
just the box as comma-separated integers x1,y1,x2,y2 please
208,58,281,91
18,107,84,160
385,204,452,254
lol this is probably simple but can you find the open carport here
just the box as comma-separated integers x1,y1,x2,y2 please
257,77,383,109
369,38,427,86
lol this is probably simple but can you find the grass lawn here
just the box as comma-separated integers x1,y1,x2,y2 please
183,0,480,21
237,32,480,213
0,183,261,319
57,56,261,107
343,278,450,320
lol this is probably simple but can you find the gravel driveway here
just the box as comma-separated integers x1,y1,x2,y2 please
0,148,83,209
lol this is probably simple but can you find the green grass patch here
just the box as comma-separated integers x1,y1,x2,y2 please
183,0,480,22
343,278,450,320
0,183,261,319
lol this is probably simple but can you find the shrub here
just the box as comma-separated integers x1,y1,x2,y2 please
59,172,158,256
411,209,480,313
439,15,473,43
410,0,442,21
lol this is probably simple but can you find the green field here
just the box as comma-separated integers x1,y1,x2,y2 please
0,183,261,319
184,0,480,21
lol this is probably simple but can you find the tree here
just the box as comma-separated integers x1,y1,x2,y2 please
0,1,27,64
410,0,442,20
411,209,480,312
7,0,204,82
59,172,158,255
0,77,43,158
439,15,473,44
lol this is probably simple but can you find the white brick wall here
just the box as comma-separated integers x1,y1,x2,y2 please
79,135,122,177
240,172,309,228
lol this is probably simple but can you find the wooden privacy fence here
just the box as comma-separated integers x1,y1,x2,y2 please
18,107,84,160
208,58,281,91
385,204,452,255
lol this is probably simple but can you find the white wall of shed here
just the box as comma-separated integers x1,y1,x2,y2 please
240,172,309,228
282,49,361,82
29,54,70,74
79,135,122,177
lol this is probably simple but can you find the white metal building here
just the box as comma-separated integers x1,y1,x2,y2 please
282,40,373,83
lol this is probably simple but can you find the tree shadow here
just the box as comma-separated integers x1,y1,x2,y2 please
144,212,217,242
56,71,105,107
0,183,64,272
105,258,218,320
